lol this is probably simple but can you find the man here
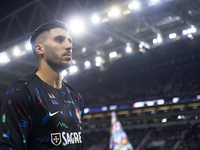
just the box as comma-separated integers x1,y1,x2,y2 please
0,21,84,150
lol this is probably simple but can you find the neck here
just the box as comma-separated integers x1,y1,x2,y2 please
36,60,63,89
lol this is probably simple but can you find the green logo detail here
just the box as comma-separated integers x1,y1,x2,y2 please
57,122,68,128
66,87,71,93
2,114,6,123
64,100,75,105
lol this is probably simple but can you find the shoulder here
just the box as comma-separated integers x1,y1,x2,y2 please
3,71,37,97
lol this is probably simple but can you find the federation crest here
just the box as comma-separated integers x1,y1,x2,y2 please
51,133,61,146
75,109,82,123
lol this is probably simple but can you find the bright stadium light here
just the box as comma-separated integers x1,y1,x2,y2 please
153,39,158,44
126,46,132,53
71,60,76,65
95,62,101,67
92,13,100,24
133,102,144,108
25,41,32,51
188,34,194,39
172,97,179,103
169,33,177,39
157,34,162,43
13,46,21,56
108,7,120,17
61,70,68,77
109,51,117,58
146,101,154,106
161,118,167,123
128,1,140,10
69,18,85,34
69,66,78,73
96,51,101,55
0,52,10,63
95,56,103,66
191,25,197,33
157,99,165,105
81,47,87,53
84,108,90,114
84,61,91,68
182,30,188,35
95,56,102,63
182,25,197,36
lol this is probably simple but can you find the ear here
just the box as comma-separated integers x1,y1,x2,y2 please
35,44,44,55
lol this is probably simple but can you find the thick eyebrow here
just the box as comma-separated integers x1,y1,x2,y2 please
54,35,66,41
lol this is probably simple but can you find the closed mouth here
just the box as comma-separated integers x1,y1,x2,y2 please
63,53,72,57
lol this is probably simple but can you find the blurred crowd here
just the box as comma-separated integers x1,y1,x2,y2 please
73,52,200,109
83,122,200,150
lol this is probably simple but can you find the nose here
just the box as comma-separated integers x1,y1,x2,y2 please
65,40,73,51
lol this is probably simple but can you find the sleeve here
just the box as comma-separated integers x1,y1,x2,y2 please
0,82,31,150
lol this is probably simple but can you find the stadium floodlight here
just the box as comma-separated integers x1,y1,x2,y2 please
157,37,162,43
101,106,108,111
153,39,158,44
109,51,117,58
188,34,194,39
69,18,85,34
126,46,132,53
191,25,197,33
61,70,68,77
157,99,164,105
182,30,188,35
108,7,120,17
169,33,177,39
13,46,21,56
84,61,91,68
69,66,78,73
25,41,32,51
182,25,197,36
177,115,182,120
161,118,167,123
146,101,154,106
139,42,144,48
81,47,87,53
84,108,90,114
0,52,10,63
109,105,117,110
92,13,100,24
172,97,179,103
95,62,101,67
95,56,102,63
133,102,144,108
71,60,76,65
96,51,101,55
128,1,140,10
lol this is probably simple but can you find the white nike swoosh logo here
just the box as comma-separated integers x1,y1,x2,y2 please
49,111,59,117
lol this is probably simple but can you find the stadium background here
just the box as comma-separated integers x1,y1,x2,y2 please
0,0,200,149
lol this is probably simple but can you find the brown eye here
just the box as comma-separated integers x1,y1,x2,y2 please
55,36,66,43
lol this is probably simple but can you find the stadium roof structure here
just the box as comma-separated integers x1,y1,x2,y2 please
0,0,200,98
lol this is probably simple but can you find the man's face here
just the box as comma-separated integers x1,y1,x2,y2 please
42,28,72,72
